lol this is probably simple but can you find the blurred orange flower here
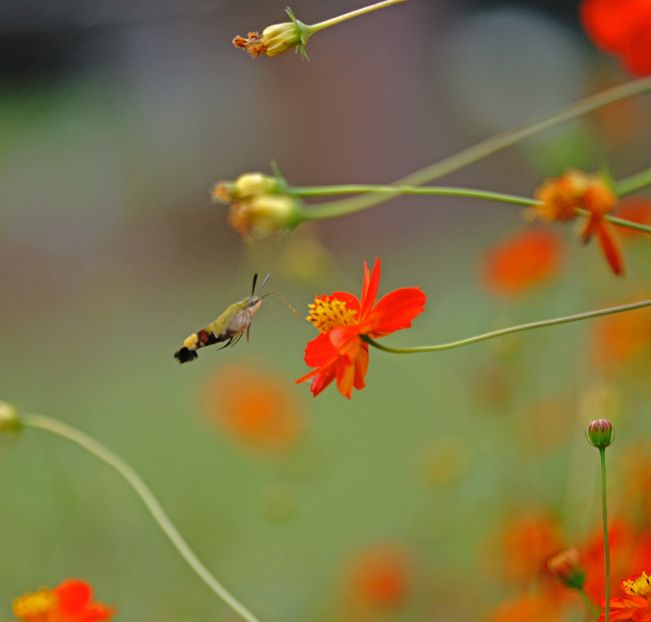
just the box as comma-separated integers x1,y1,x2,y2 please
483,229,563,296
297,259,426,399
617,199,651,240
534,170,624,276
204,363,302,452
346,544,410,610
488,593,562,622
13,580,113,622
500,513,564,584
581,0,651,76
592,304,651,371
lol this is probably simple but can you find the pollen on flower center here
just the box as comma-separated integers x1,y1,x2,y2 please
307,296,358,333
623,571,651,597
13,589,58,619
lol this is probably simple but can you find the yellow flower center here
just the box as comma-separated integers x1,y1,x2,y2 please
307,296,358,333
623,571,651,597
13,589,58,620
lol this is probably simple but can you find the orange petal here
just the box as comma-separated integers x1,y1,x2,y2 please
597,222,625,276
360,258,381,318
367,287,426,337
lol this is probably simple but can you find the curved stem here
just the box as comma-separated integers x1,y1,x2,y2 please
22,414,262,622
308,0,407,34
600,447,611,622
362,299,651,354
305,77,651,214
292,183,651,235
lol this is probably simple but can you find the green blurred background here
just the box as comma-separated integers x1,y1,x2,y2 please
2,0,651,619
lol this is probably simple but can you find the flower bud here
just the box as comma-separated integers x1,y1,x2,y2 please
212,173,285,205
0,401,21,433
260,22,302,57
228,194,303,239
548,548,585,589
587,418,614,449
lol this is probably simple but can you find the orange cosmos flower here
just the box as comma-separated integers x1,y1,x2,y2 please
296,259,426,398
600,571,651,622
534,170,624,276
483,229,563,296
346,544,410,609
581,0,651,76
203,363,302,453
13,580,114,622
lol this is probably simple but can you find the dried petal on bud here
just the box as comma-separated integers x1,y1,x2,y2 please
228,194,303,239
587,418,614,449
233,16,307,59
0,401,21,433
548,548,585,589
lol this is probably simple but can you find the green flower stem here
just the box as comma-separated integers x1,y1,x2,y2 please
307,0,408,34
578,587,601,620
615,165,651,198
291,183,651,235
362,299,651,354
305,77,651,215
600,447,611,622
22,413,262,622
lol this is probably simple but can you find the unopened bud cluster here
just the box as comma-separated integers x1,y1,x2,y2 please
212,173,303,240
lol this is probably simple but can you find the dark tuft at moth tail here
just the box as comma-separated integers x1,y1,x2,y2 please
174,347,198,364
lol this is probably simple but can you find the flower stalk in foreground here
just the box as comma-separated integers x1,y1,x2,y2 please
1,406,262,622
362,299,651,355
296,258,426,398
587,419,614,622
233,0,408,59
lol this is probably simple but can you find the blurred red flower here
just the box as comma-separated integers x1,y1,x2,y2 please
500,513,564,584
204,363,302,453
488,593,562,622
592,303,651,371
617,198,651,240
13,580,113,622
346,544,410,609
483,229,563,296
297,259,426,398
581,0,651,75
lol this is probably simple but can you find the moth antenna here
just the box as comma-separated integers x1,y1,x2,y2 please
251,273,259,297
261,290,299,316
